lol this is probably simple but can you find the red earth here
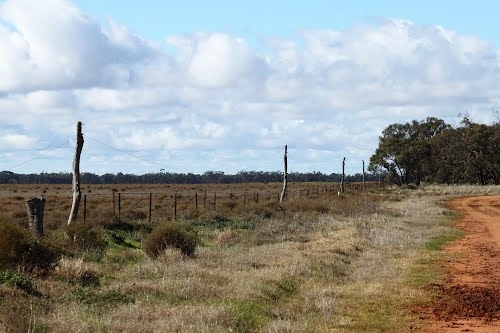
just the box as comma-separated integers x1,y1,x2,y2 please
413,195,500,332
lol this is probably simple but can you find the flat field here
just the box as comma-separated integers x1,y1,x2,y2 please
0,183,496,333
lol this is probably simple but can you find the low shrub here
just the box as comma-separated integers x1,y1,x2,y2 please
66,222,107,261
0,270,34,293
55,258,100,287
21,238,61,275
143,221,198,258
0,220,31,270
0,220,61,275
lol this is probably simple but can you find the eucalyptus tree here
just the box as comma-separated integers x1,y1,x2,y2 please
369,117,450,185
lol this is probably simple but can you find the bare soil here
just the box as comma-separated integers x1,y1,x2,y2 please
414,195,500,332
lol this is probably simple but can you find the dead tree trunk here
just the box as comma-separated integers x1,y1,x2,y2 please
280,145,288,203
362,160,365,184
339,157,345,194
68,121,84,225
25,197,45,237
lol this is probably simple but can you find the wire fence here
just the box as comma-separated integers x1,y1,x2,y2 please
1,181,386,228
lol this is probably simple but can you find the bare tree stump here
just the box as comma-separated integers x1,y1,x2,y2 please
339,157,346,194
68,121,84,225
362,160,366,185
25,197,45,236
280,145,288,203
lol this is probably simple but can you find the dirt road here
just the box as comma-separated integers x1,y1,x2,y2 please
415,195,500,332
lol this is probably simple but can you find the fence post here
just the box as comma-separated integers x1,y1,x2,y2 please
113,191,116,215
244,192,246,205
195,192,198,210
280,144,288,203
83,194,87,222
213,192,216,210
149,193,152,223
118,192,121,219
339,157,346,194
25,197,45,237
174,192,177,220
204,190,207,210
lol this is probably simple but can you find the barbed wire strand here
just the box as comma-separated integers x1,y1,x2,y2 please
85,135,175,171
6,141,70,171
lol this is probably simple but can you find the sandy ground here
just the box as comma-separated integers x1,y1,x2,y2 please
414,195,500,332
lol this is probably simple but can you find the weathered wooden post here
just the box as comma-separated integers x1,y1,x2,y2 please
148,193,152,223
339,157,345,194
174,192,177,219
362,160,366,185
118,193,121,218
26,197,45,236
68,121,84,225
280,145,288,203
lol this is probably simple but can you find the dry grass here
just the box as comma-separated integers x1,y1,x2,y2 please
1,183,498,332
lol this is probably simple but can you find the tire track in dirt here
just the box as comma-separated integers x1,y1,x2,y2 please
414,195,500,332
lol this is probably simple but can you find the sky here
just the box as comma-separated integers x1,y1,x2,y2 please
0,0,499,176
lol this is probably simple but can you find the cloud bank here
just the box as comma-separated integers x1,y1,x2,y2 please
0,0,499,175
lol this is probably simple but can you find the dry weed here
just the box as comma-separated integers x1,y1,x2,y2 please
0,183,490,332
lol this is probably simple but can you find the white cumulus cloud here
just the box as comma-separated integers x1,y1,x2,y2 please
0,0,160,93
187,33,264,88
0,2,499,175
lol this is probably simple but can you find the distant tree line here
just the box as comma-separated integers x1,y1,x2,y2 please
369,116,500,185
8,116,495,186
0,170,378,185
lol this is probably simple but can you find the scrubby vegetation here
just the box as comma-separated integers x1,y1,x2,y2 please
0,218,61,275
143,221,199,258
0,183,496,332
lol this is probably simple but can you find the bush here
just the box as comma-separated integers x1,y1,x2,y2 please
0,220,61,275
66,222,107,260
0,270,33,292
22,238,61,275
143,221,198,258
0,220,31,270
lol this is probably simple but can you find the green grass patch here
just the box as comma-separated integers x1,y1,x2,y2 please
260,274,301,303
226,300,266,333
69,287,135,307
423,229,462,251
0,270,34,293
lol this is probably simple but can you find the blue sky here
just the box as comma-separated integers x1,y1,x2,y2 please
0,0,499,175
75,1,500,47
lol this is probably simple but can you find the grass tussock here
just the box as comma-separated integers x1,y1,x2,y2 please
0,183,498,332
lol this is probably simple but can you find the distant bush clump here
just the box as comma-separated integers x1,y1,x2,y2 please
0,220,61,275
143,221,198,258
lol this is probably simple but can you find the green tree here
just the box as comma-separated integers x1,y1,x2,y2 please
369,117,450,185
429,127,467,184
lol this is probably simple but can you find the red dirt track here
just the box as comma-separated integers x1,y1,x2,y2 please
415,195,500,332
